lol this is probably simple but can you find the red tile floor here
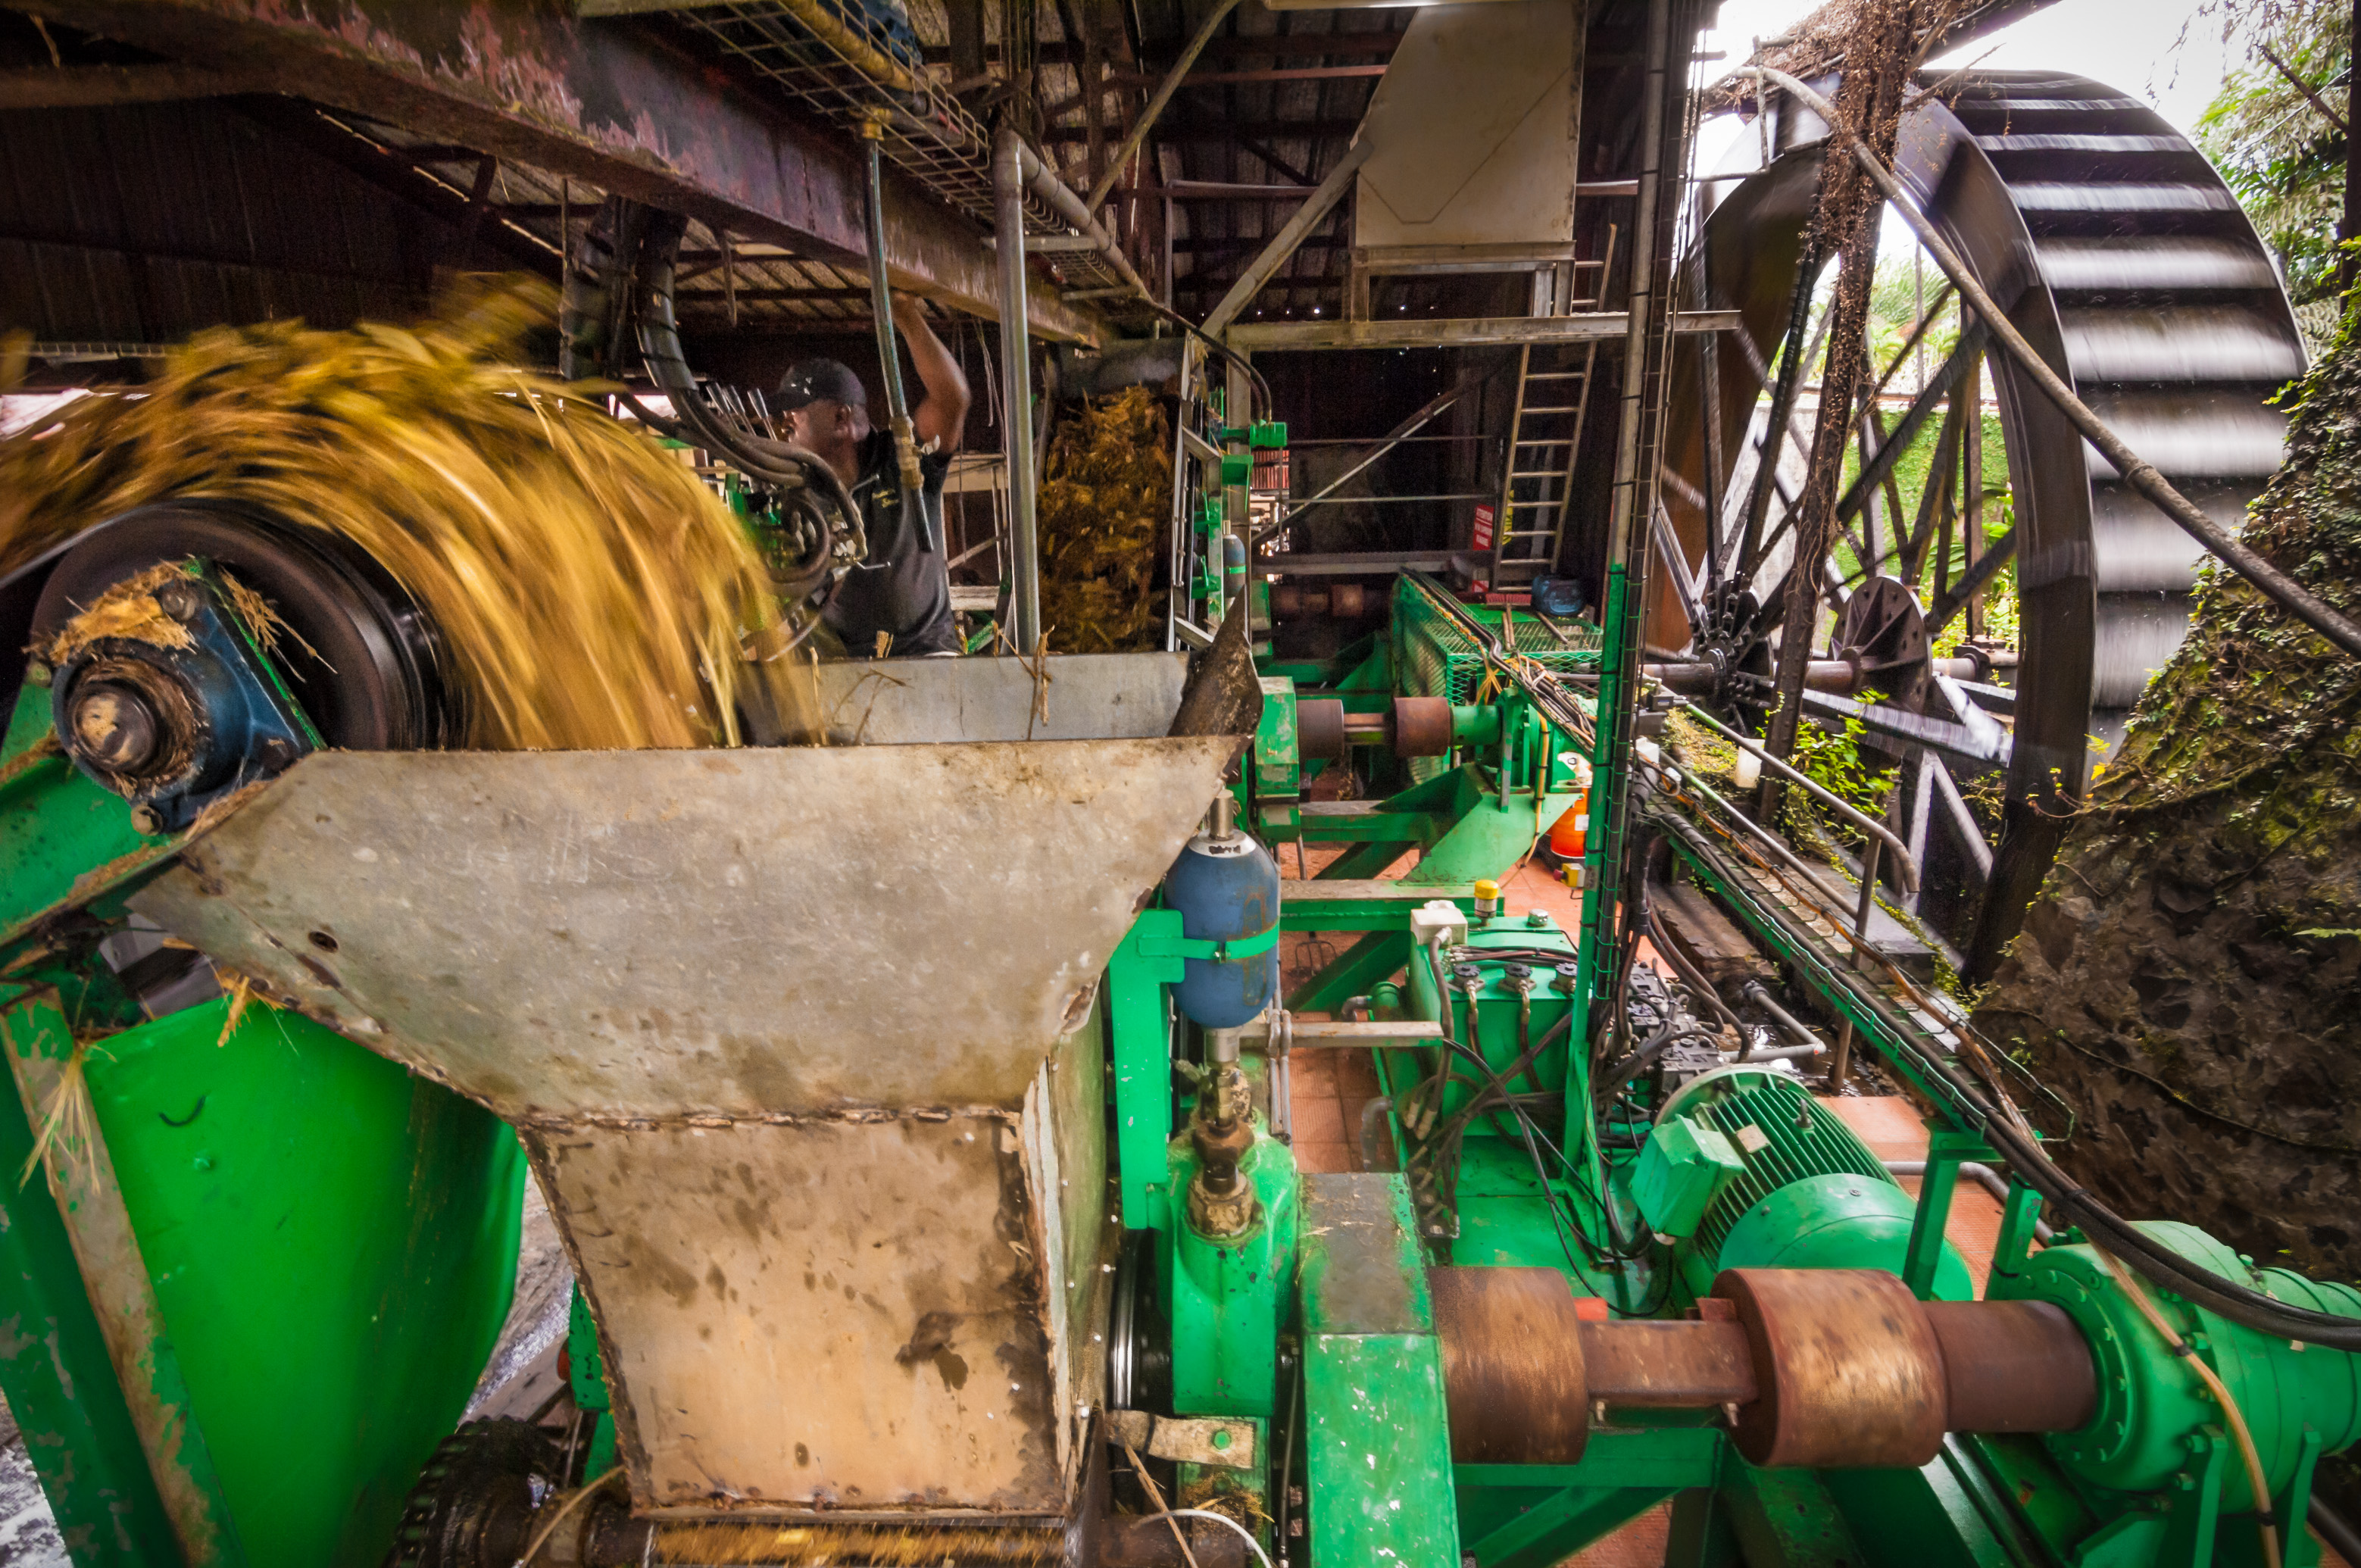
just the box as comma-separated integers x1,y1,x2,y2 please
1274,843,2350,1568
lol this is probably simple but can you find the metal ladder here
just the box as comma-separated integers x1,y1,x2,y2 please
1485,341,1600,589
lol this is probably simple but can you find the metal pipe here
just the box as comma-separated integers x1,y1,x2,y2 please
1007,138,1154,301
2311,1495,2361,1568
1668,699,1919,895
1267,1010,1292,1142
1602,0,1672,573
770,0,921,92
1085,0,1244,214
1739,980,1825,1051
992,127,1043,652
1885,1160,2056,1243
1649,755,1863,927
1262,380,1487,545
1731,1039,1825,1063
1647,656,1987,692
1289,493,1492,506
1743,64,2361,664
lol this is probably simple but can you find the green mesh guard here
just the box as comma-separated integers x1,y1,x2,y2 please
1393,576,1603,704
1393,577,1602,781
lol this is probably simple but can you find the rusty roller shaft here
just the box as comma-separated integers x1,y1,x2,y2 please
651,1525,1063,1565
1429,1267,2097,1470
565,1511,1239,1566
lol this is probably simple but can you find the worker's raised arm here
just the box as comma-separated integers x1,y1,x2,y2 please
890,293,970,457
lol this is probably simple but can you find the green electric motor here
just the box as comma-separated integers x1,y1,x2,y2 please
1994,1221,2361,1507
1643,1064,1975,1301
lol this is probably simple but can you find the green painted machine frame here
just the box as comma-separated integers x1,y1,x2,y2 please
0,634,525,1566
1095,549,2361,1568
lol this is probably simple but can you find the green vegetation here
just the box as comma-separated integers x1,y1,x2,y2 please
2195,0,2350,311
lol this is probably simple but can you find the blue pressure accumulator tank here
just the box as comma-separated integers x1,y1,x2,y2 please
1163,821,1281,1028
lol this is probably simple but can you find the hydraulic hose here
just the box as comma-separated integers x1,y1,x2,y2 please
1639,755,2361,1347
1791,917,2361,1351
2312,1495,2361,1568
626,209,866,592
557,196,652,384
858,117,931,551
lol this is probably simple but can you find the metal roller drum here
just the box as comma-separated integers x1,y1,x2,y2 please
1713,1268,1950,1470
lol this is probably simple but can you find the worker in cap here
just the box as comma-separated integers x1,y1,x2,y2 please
777,292,970,657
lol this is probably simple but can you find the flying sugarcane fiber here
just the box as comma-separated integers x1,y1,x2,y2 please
1036,386,1173,653
0,280,807,750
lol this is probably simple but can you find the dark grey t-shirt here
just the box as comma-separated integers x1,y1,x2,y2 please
822,429,957,657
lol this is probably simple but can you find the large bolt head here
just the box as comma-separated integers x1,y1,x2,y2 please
154,580,204,622
70,682,161,773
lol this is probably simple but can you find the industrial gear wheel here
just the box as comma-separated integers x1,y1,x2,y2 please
382,1419,563,1568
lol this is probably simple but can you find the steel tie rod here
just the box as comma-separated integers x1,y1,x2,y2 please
1739,65,2361,663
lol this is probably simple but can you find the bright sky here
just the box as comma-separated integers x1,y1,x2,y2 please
1691,0,2261,225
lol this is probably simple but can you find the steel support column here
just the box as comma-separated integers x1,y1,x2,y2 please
30,0,1107,341
995,127,1045,651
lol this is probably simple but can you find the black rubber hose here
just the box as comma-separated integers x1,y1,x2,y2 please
623,208,866,591
1647,796,2361,1350
1597,1020,1682,1101
1832,963,2361,1351
1641,904,1745,1032
1145,299,1273,419
558,195,651,383
2311,1495,2361,1568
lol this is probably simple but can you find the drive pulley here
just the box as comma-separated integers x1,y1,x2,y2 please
16,501,453,830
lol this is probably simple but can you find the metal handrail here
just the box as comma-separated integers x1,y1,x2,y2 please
1666,698,1917,897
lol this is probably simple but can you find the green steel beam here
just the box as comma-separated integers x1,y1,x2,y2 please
1903,1131,1993,1301
1461,1482,1678,1568
1285,931,1412,1014
1108,912,1185,1230
1822,1457,2019,1568
1455,1427,1722,1493
1279,883,1475,933
0,986,179,1567
1988,1182,2047,1289
1316,839,1421,880
1566,563,1638,1073
1294,809,1447,843
1719,1461,1866,1568
1401,768,1571,888
1666,1487,1740,1568
1298,1174,1457,1568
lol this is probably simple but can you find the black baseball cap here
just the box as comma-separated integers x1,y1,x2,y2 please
776,358,867,411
